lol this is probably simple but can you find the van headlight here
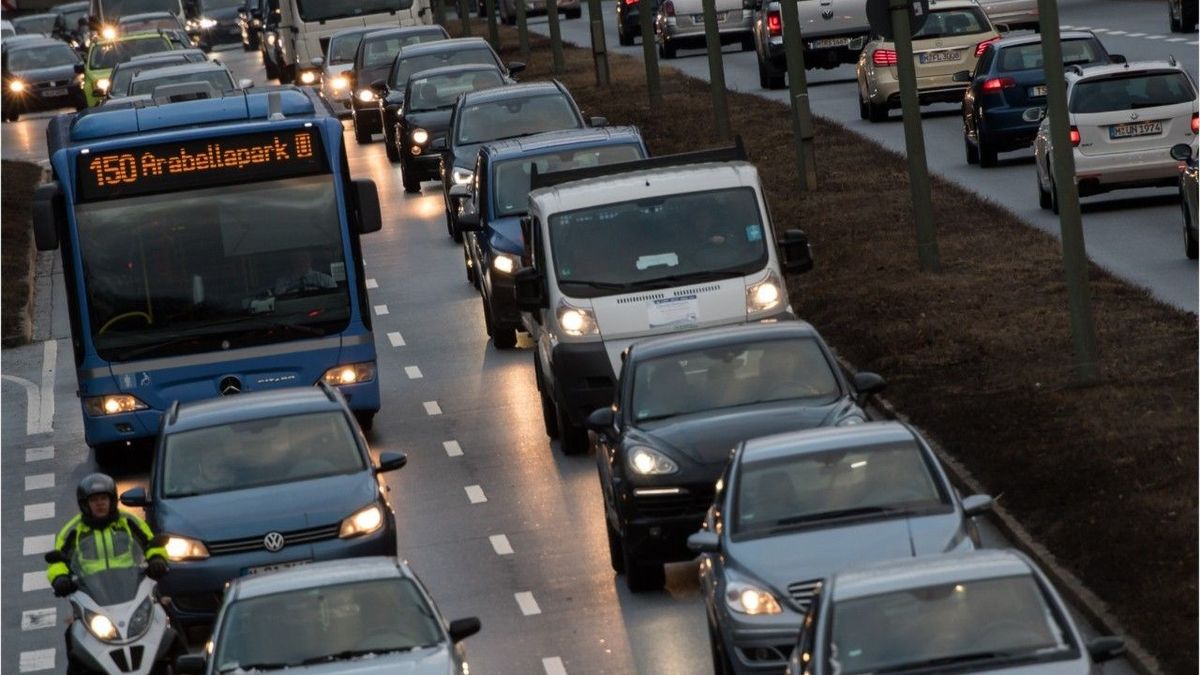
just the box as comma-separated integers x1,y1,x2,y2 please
9,80,25,93
556,301,597,336
746,272,783,314
451,167,474,185
492,252,519,274
298,70,317,85
357,88,375,103
95,77,110,92
411,128,429,145
164,535,209,561
339,503,384,538
321,362,377,386
331,75,348,90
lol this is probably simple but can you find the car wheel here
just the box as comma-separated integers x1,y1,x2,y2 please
450,215,463,243
858,92,869,120
618,26,634,46
623,549,665,592
480,291,495,337
465,248,478,286
354,120,372,145
401,161,421,193
740,35,754,52
565,7,582,18
661,39,678,59
536,359,560,439
555,399,588,455
964,129,979,164
977,127,998,167
605,518,625,573
762,61,785,90
242,40,253,52
1049,171,1060,215
1183,193,1198,259
4,109,19,122
708,614,734,675
503,11,516,25
354,411,375,432
384,129,400,163
264,57,279,81
1037,170,1051,209
91,443,124,470
867,98,888,123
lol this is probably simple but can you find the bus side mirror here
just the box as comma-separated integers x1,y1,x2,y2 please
514,267,546,311
353,179,382,234
778,228,813,274
33,183,62,251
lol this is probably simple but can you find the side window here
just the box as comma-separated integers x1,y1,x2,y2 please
710,460,733,534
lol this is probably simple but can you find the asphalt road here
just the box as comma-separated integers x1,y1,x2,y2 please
0,16,1153,673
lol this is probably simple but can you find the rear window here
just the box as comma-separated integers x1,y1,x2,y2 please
130,69,234,96
914,7,991,38
89,37,172,69
1070,71,1196,113
997,39,1104,72
327,33,365,64
359,31,444,68
389,46,498,87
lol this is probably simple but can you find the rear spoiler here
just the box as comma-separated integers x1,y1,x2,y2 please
528,136,748,191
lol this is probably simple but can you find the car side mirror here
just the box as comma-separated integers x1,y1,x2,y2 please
310,56,323,68
1108,54,1126,65
238,78,254,89
514,267,547,312
960,494,992,517
586,407,616,437
376,451,407,473
430,137,447,151
32,183,62,251
1087,636,1125,663
447,617,481,643
458,210,481,231
353,178,382,234
852,371,886,406
449,183,472,200
1170,143,1193,162
74,62,85,74
589,116,607,127
174,654,206,675
507,61,526,76
120,487,150,508
369,78,387,94
687,530,720,553
951,69,971,83
778,228,813,274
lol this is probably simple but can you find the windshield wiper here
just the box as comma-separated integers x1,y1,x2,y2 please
771,505,908,529
636,269,743,289
218,663,290,673
558,279,634,291
873,651,1014,673
300,645,430,665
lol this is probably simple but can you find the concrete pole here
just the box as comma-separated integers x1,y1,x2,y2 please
701,0,731,139
588,0,611,86
459,0,472,36
485,0,500,48
547,0,566,75
516,0,531,60
639,0,661,104
778,0,816,190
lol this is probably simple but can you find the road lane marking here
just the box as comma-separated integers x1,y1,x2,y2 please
543,657,568,675
23,535,54,556
423,401,442,415
1165,37,1187,42
387,332,406,347
24,503,54,521
443,440,463,457
515,591,542,616
1191,40,1200,45
39,340,56,434
21,608,56,631
25,473,54,491
22,572,50,592
1106,29,1126,35
366,278,379,289
373,304,389,316
1,374,40,436
1089,27,1107,32
405,366,423,379
1126,32,1145,37
489,534,514,555
19,649,55,672
1145,34,1165,39
465,485,487,503
25,446,53,462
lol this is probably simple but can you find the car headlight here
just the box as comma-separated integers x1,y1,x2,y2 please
492,252,519,274
746,272,783,313
331,75,348,91
86,611,119,641
95,77,110,92
837,413,866,426
298,70,317,85
320,361,377,386
725,582,783,615
198,17,218,28
357,88,375,103
126,597,153,639
627,446,679,475
8,80,25,93
339,503,384,538
451,167,474,185
411,128,429,145
266,33,276,45
84,394,148,416
556,301,598,337
100,25,117,39
164,535,209,561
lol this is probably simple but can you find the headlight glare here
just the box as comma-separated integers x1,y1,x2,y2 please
266,33,276,45
411,128,429,145
627,446,679,475
9,80,25,92
357,88,375,102
100,25,117,39
321,361,377,386
198,17,218,28
556,301,598,337
164,535,209,561
451,167,474,185
339,503,384,538
725,583,783,615
746,273,783,313
86,612,119,640
95,77,110,92
299,70,317,85
331,75,348,90
84,394,148,417
492,253,518,274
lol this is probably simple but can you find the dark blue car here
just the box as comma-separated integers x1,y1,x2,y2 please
959,31,1115,167
455,127,647,349
119,384,404,632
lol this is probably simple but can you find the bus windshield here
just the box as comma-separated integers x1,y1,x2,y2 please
97,0,182,20
294,0,412,23
76,174,353,363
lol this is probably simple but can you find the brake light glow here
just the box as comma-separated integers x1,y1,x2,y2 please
766,9,781,36
1069,127,1080,146
662,0,675,17
1192,114,1198,134
975,36,1000,57
872,49,897,67
623,0,638,5
981,77,1015,92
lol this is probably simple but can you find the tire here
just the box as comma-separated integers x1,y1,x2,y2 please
264,57,279,81
964,129,979,164
618,26,634,46
740,35,754,52
867,98,888,123
384,129,400,163
661,39,677,59
859,93,869,120
492,323,517,349
279,63,294,84
536,357,560,439
565,7,582,18
978,131,998,167
91,443,123,470
1183,192,1198,259
503,11,516,25
1049,172,1060,215
242,40,253,52
5,109,19,122
480,291,494,337
465,247,478,286
354,411,375,432
605,518,625,573
401,160,421,193
761,60,785,90
1037,171,1051,209
622,547,665,592
555,399,588,455
708,615,735,675
354,119,372,144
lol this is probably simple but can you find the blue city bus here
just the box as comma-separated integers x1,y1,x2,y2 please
35,86,383,464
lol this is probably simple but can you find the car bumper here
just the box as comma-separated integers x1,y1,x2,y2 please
404,151,442,180
714,606,805,674
979,107,1042,150
191,22,242,45
1073,146,1194,194
548,341,616,425
4,85,84,112
353,106,382,134
868,69,968,106
767,32,869,68
660,14,752,42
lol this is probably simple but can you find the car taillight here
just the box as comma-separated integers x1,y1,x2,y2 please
662,0,675,16
872,49,897,67
622,0,638,5
981,77,1015,92
766,9,781,36
975,36,999,57
1069,127,1080,146
1192,114,1198,134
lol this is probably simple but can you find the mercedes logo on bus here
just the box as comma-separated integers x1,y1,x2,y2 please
263,532,286,552
218,376,242,396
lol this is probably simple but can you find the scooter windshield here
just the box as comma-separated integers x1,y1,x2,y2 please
71,543,145,605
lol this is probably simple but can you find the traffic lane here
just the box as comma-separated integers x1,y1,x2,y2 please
533,3,1198,313
1059,0,1199,81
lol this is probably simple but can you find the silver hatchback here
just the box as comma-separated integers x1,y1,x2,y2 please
656,0,754,59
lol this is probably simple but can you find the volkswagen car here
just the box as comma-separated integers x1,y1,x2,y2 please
1,35,85,121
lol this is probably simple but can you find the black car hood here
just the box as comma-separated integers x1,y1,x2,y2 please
11,64,78,84
356,65,389,90
404,108,452,136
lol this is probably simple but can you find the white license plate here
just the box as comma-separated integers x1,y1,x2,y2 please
245,559,310,576
919,50,962,64
40,88,67,98
1109,121,1162,139
691,12,727,22
1029,85,1047,97
810,37,850,49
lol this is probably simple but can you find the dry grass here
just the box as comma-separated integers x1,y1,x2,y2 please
2,160,44,347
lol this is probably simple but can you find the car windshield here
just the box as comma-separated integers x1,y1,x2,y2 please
1069,71,1196,113
162,411,365,498
406,68,502,111
120,16,180,30
98,0,180,19
327,33,366,64
359,30,445,68
200,0,244,9
549,187,768,297
75,174,353,363
830,575,1075,674
7,43,80,69
215,578,443,671
913,7,990,39
389,46,498,88
733,442,947,538
492,143,644,216
455,92,581,145
14,15,58,34
111,58,187,94
997,39,1104,71
89,37,172,69
295,0,410,23
632,338,840,424
129,69,233,94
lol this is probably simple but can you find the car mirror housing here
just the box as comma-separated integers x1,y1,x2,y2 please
310,56,324,68
960,494,992,517
778,228,813,274
1108,54,1126,65
448,183,472,200
369,78,387,94
1087,636,1125,663
457,211,481,231
687,530,720,553
120,487,150,507
448,617,481,643
852,371,886,406
586,407,616,435
589,115,608,128
506,61,526,76
514,267,547,312
376,451,408,473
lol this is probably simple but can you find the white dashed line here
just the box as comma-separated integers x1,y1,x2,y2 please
423,401,442,415
22,572,50,592
24,502,54,522
39,340,57,434
365,278,379,289
489,534,514,555
1106,29,1126,35
21,608,56,631
465,485,487,504
387,332,406,347
443,440,464,457
1165,37,1187,42
1190,40,1200,45
25,446,53,462
1146,34,1165,39
543,657,568,675
19,649,55,672
1089,27,1107,32
1126,32,1145,37
25,473,54,491
373,304,389,316
405,366,423,379
23,535,54,556
515,591,542,616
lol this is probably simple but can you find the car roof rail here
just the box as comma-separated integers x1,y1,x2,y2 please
317,380,338,402
166,399,181,426
529,135,748,191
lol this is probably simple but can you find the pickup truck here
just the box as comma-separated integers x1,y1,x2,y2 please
752,0,871,89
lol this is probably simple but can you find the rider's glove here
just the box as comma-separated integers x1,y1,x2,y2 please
146,557,169,580
52,576,77,597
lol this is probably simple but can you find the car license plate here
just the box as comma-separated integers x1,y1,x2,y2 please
245,559,310,576
40,88,67,98
1029,85,1047,97
1109,121,1162,139
919,50,961,64
810,36,850,49
691,12,726,22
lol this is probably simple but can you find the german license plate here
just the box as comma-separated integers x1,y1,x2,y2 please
919,49,961,64
1109,121,1162,139
245,559,310,576
1029,85,1047,97
691,12,727,22
40,88,67,98
810,36,850,49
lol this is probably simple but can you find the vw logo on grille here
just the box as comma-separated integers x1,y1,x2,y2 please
1130,112,1139,120
821,8,833,19
263,531,286,552
218,376,242,396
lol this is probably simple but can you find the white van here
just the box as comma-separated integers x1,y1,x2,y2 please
514,145,814,454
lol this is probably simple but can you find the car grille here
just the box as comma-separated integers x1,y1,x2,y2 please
32,80,71,90
634,487,714,519
786,579,822,612
206,523,340,555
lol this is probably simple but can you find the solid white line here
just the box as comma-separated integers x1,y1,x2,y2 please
489,534,514,555
515,591,542,616
24,502,54,521
21,608,56,631
405,366,423,379
39,340,56,434
22,572,50,592
387,332,406,347
25,446,53,462
465,485,487,504
373,304,389,315
1089,27,1107,33
25,473,54,491
19,649,55,672
443,440,463,457
543,657,568,675
423,401,442,415
1,374,39,436
365,278,379,289
23,535,54,556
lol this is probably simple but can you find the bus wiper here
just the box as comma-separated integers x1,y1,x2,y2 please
771,506,907,529
873,651,1013,673
218,663,290,673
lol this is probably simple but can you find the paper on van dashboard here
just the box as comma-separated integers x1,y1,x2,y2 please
648,295,698,329
636,253,678,270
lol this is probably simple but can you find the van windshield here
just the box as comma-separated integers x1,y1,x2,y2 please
295,0,411,23
548,187,768,298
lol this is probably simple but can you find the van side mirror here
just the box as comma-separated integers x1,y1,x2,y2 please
852,371,886,406
778,228,813,274
447,617,481,643
687,530,720,553
174,654,206,675
506,61,525,76
74,63,85,74
120,487,150,507
353,179,382,234
1087,636,1125,663
33,183,63,251
238,78,254,89
514,267,546,312
310,56,324,68
951,69,971,83
586,407,616,437
369,78,387,94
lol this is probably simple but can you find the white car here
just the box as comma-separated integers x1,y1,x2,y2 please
978,0,1039,31
314,27,377,118
1035,60,1199,212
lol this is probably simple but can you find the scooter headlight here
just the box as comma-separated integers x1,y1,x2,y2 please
86,611,119,641
126,597,154,638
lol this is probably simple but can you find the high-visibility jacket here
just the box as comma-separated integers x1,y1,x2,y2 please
46,511,167,583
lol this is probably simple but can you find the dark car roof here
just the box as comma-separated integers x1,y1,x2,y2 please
119,11,178,21
397,37,494,58
992,30,1099,49
330,26,379,39
627,321,822,364
459,80,565,106
14,13,57,22
3,36,65,50
167,387,347,433
484,126,644,160
52,1,91,13
363,25,446,41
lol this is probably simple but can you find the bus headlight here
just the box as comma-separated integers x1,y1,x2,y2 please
339,503,384,538
164,535,209,561
492,252,519,274
411,128,429,145
9,80,25,93
746,273,783,313
357,89,374,103
331,75,348,91
321,362,377,386
298,70,317,85
556,302,598,337
84,394,148,416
